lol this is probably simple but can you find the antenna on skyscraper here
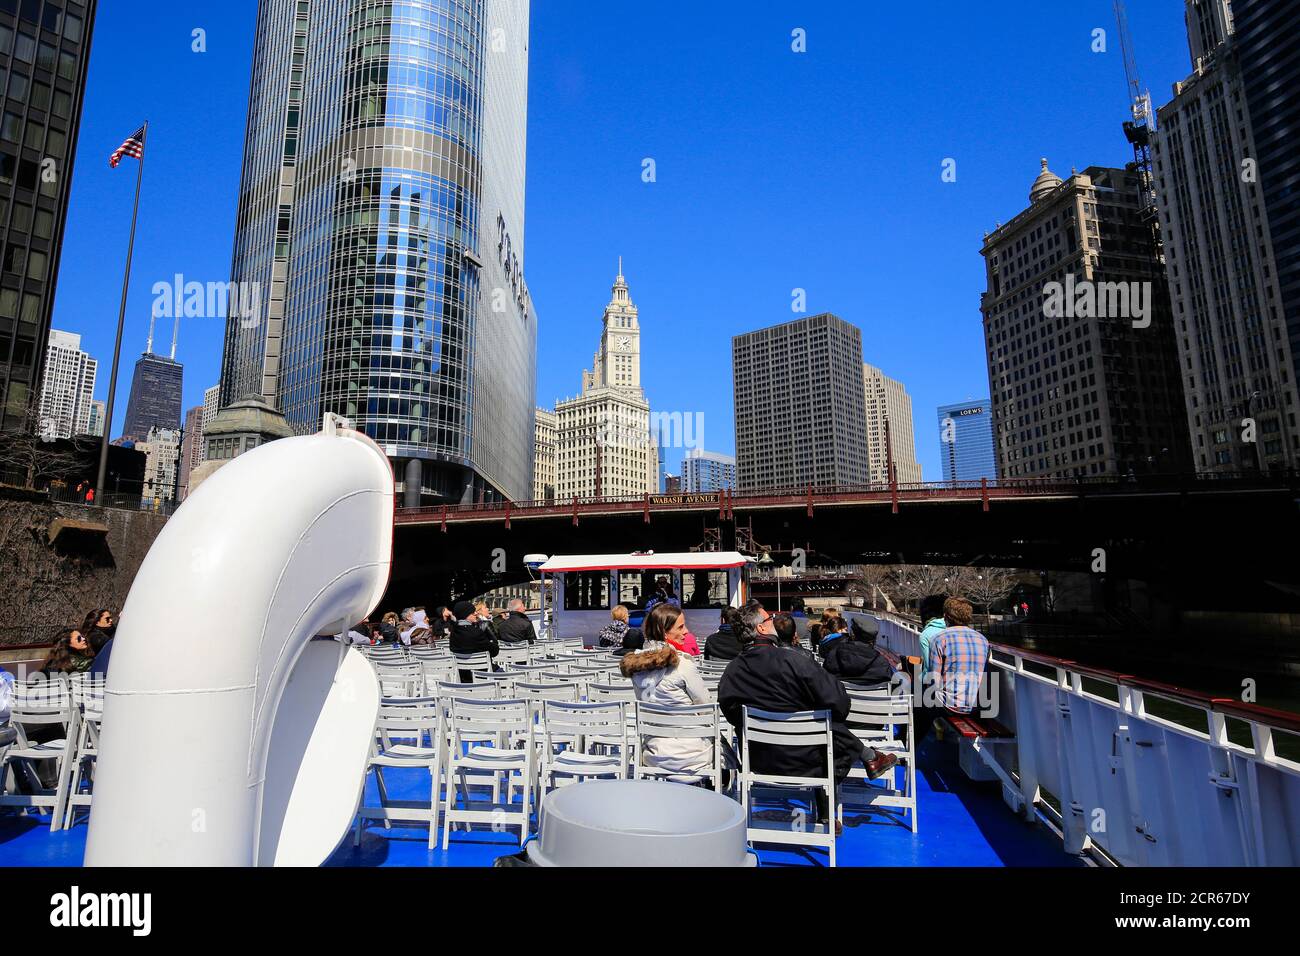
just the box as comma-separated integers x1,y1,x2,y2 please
145,311,156,355
170,311,180,360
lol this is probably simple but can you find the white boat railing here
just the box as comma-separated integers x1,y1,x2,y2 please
866,610,1300,866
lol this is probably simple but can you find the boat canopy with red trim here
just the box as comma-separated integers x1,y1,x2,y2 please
537,551,753,573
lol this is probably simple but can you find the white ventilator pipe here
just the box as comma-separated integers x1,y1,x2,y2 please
85,417,392,866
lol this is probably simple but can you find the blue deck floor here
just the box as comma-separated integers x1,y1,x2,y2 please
1,734,1082,867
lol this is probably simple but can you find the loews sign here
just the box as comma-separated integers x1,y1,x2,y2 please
957,406,984,417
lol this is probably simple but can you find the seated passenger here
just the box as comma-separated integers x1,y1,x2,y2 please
612,626,644,658
497,598,536,645
39,628,95,675
597,604,630,648
915,597,991,742
820,616,894,686
449,600,499,680
703,607,743,661
718,601,896,833
772,613,816,661
620,604,712,775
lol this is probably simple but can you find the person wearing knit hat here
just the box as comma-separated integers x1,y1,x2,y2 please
449,599,498,680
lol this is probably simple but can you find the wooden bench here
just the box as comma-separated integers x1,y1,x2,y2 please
939,712,1016,784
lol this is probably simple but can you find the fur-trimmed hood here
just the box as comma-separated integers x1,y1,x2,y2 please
619,642,679,677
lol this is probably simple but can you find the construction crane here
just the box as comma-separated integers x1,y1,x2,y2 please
1114,0,1160,232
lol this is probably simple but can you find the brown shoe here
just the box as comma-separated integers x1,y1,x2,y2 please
865,752,898,779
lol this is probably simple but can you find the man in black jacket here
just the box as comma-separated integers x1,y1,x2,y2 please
820,616,895,686
449,600,499,680
496,598,536,645
703,607,743,661
719,602,896,830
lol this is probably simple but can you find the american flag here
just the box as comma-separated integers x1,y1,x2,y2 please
109,126,146,168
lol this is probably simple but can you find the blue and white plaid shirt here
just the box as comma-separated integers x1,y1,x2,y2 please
929,626,990,712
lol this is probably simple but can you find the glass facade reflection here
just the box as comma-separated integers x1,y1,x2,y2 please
220,0,535,502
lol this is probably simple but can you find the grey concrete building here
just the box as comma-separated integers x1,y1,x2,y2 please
981,161,1191,478
1150,0,1299,471
732,313,869,490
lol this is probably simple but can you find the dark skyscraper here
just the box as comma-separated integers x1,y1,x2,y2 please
218,0,536,504
0,1,96,431
1234,0,1300,441
121,351,182,443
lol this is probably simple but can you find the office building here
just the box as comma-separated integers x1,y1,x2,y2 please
1150,0,1299,470
178,404,203,499
980,160,1191,478
937,398,997,481
681,447,736,492
36,328,95,438
1232,0,1300,464
732,313,869,490
86,398,103,437
662,473,681,494
137,425,180,505
218,0,536,504
0,2,96,430
533,405,555,501
863,362,922,484
552,264,658,499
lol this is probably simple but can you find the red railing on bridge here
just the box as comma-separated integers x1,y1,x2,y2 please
393,471,1300,526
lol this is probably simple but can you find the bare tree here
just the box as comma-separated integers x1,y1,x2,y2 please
953,567,1019,614
0,406,93,490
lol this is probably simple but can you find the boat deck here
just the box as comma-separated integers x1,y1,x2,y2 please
1,734,1083,867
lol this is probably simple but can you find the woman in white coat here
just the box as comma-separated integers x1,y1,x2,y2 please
619,603,713,776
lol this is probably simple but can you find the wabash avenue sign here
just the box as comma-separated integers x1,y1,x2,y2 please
649,493,720,505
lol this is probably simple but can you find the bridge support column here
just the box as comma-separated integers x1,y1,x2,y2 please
403,458,422,509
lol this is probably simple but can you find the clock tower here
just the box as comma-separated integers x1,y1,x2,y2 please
593,257,640,392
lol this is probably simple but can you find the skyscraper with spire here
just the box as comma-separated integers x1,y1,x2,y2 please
548,262,659,498
120,311,183,444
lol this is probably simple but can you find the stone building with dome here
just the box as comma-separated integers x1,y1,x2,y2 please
184,397,294,497
978,159,1191,479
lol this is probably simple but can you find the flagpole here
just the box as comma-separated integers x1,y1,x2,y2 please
95,120,147,505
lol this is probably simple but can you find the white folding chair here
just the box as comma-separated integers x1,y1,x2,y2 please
496,644,532,667
540,700,626,791
374,662,422,698
61,676,106,829
633,702,723,791
452,651,493,681
0,676,78,831
442,698,534,848
354,696,445,848
740,706,837,866
840,691,917,832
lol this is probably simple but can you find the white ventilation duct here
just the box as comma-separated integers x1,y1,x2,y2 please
85,417,392,866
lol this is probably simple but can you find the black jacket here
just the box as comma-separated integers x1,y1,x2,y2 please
449,620,499,682
718,637,867,782
497,611,535,645
703,626,742,661
819,634,894,686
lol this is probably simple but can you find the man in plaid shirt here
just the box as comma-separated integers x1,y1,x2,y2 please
915,597,990,741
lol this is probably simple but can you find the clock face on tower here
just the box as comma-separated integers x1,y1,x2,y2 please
616,335,632,352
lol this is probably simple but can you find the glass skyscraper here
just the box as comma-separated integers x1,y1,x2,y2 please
219,0,536,504
0,1,96,432
937,399,996,482
681,447,735,493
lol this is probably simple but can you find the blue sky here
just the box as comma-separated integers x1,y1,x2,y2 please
52,0,1194,481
